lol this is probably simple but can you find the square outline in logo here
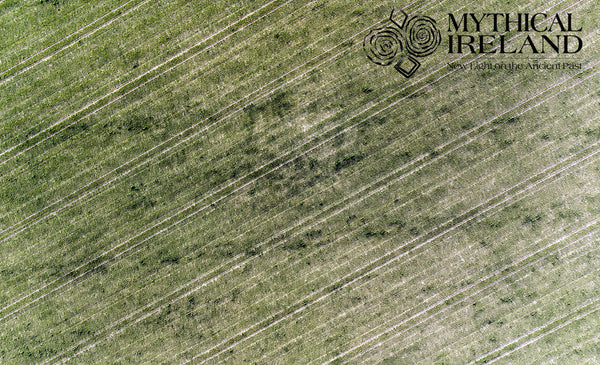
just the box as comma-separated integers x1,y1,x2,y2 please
394,55,420,78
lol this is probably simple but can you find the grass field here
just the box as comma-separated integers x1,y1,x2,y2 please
1,0,600,363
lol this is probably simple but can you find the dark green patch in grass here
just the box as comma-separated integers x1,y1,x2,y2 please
421,284,435,293
545,253,560,266
370,115,387,125
305,229,322,239
283,239,307,251
461,121,474,130
333,154,363,171
270,91,295,118
122,113,154,133
506,116,520,124
522,213,543,225
388,219,406,229
363,228,387,238
584,127,600,140
436,105,452,116
273,31,292,44
40,0,60,6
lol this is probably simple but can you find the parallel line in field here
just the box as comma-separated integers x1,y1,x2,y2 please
323,133,600,363
0,0,469,315
347,203,600,363
268,216,599,362
0,0,350,241
0,0,154,84
187,65,600,365
0,0,289,165
0,1,244,131
2,0,576,356
277,218,600,364
542,319,600,364
473,295,600,364
4,0,580,352
414,242,600,364
236,97,597,360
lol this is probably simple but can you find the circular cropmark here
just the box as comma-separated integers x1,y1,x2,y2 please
363,26,404,66
405,15,441,57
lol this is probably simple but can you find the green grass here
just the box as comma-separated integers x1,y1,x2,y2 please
1,0,600,363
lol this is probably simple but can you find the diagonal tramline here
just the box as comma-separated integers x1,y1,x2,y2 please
471,294,600,364
537,312,600,364
186,68,600,364
345,192,600,363
325,144,600,363
167,1,596,349
357,240,600,364
0,0,289,164
0,0,154,85
1,0,580,346
2,0,580,352
234,97,598,361
415,243,600,364
75,30,595,365
1,0,325,317
271,218,600,363
0,0,379,240
0,0,357,241
198,46,600,364
0,1,245,131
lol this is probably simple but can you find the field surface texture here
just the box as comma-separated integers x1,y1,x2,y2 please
1,0,599,363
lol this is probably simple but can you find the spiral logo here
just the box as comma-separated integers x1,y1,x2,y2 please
363,9,441,78
363,26,404,66
405,15,441,57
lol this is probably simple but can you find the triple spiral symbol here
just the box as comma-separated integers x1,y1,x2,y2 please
405,15,441,57
363,26,405,66
363,10,441,77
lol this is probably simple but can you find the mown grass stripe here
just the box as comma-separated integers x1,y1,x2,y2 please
473,297,600,364
1,0,592,360
231,96,598,362
2,0,584,346
0,0,364,243
0,0,288,164
0,0,152,84
183,56,600,365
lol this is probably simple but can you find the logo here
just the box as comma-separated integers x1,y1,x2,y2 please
364,9,441,78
